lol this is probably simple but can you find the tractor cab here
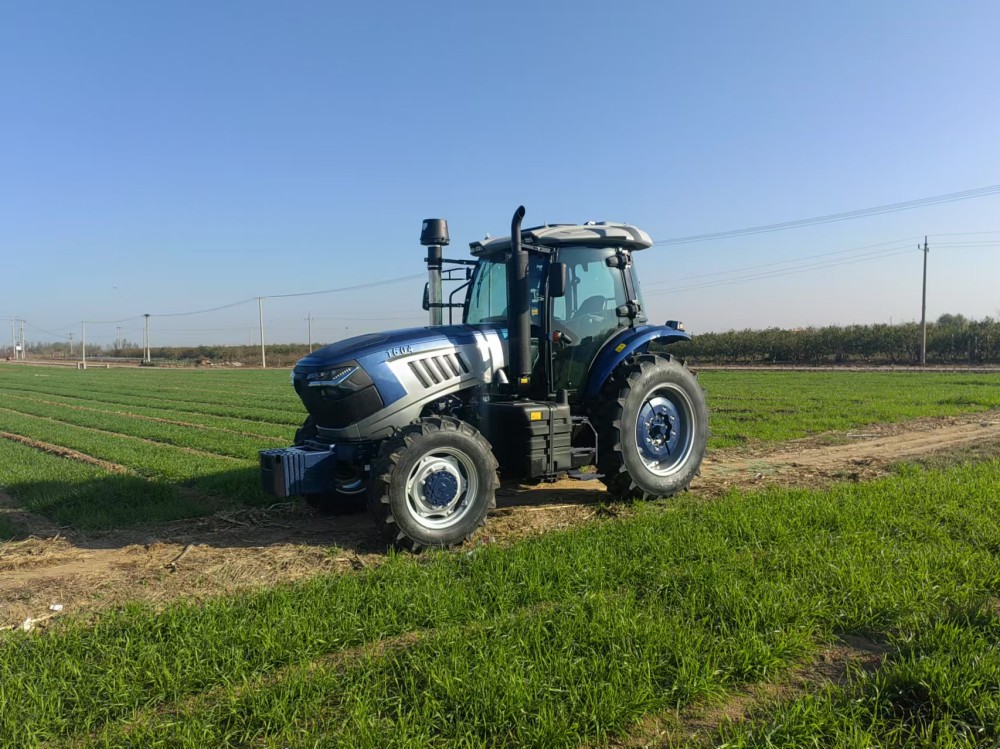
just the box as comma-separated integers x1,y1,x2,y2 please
460,224,653,399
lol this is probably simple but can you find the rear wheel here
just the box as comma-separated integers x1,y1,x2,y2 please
294,416,367,515
368,416,498,551
593,354,708,500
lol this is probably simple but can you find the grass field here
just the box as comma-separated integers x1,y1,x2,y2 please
1,364,999,747
1,364,998,536
1,460,998,746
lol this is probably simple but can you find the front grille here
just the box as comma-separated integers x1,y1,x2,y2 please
408,352,469,388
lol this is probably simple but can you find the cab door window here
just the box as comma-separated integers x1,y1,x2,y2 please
552,247,629,390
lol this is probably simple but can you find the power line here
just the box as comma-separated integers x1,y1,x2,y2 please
20,320,73,339
647,240,998,296
654,185,1000,246
645,246,919,296
81,315,143,325
642,236,918,289
266,273,425,299
150,298,257,319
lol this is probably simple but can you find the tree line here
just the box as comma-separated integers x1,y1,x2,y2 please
667,315,1000,365
9,315,999,367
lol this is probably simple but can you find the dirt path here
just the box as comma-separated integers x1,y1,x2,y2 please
2,410,998,629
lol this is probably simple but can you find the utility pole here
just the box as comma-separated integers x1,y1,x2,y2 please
116,326,122,351
143,314,151,364
19,318,25,360
307,313,313,352
9,317,15,359
81,322,87,369
68,332,75,356
920,236,929,366
258,297,266,368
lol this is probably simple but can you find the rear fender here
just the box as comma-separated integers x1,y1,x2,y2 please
582,325,692,399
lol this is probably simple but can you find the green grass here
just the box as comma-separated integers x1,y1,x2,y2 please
0,514,22,540
0,378,304,425
0,365,997,533
0,387,295,438
0,460,998,747
0,394,286,459
714,610,1000,748
699,370,1000,447
0,438,211,528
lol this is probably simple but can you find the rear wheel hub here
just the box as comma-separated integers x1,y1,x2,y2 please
635,388,693,477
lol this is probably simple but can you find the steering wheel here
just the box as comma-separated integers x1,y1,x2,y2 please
572,295,609,322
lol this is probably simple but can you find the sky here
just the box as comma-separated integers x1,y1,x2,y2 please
2,0,999,349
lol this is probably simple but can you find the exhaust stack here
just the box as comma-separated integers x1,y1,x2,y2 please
506,205,530,395
420,218,450,326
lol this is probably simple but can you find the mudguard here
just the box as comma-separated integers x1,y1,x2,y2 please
582,325,692,399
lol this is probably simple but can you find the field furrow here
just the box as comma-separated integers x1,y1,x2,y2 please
0,409,261,499
0,390,294,439
0,396,285,459
0,439,207,530
0,380,304,426
21,380,300,418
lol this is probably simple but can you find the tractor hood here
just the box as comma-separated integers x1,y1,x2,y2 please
292,324,507,418
293,324,503,375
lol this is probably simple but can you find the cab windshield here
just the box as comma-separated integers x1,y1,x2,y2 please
464,254,547,325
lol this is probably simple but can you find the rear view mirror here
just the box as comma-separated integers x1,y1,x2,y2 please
422,282,430,311
548,262,567,298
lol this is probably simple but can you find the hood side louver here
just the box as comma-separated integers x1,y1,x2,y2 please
408,352,469,388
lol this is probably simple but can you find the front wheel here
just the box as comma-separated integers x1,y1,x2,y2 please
594,354,708,500
368,416,499,551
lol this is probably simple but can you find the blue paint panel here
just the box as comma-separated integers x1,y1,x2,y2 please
582,325,692,399
293,323,504,408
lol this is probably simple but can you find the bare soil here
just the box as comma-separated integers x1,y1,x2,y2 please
2,410,998,629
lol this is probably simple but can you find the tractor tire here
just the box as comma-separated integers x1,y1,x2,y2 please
294,415,367,515
593,353,708,501
368,416,499,551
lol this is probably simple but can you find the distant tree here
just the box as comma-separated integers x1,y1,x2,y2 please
936,313,969,327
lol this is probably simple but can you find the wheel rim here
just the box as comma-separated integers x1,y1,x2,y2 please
403,446,480,530
334,478,366,496
634,383,696,477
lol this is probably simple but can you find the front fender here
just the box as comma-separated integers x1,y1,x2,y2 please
582,325,692,399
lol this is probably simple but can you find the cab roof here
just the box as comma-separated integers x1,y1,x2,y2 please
469,221,653,257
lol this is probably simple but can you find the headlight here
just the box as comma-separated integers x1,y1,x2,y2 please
306,366,358,388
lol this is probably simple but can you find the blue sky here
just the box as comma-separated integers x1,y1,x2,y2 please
2,1,998,348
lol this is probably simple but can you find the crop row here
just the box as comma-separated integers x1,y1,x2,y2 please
0,388,294,439
0,366,300,402
0,380,304,427
2,460,998,745
0,409,261,500
700,371,1000,447
0,395,285,460
30,379,300,417
0,367,301,415
0,439,205,531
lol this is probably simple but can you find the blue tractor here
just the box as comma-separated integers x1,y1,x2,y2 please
261,206,708,550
